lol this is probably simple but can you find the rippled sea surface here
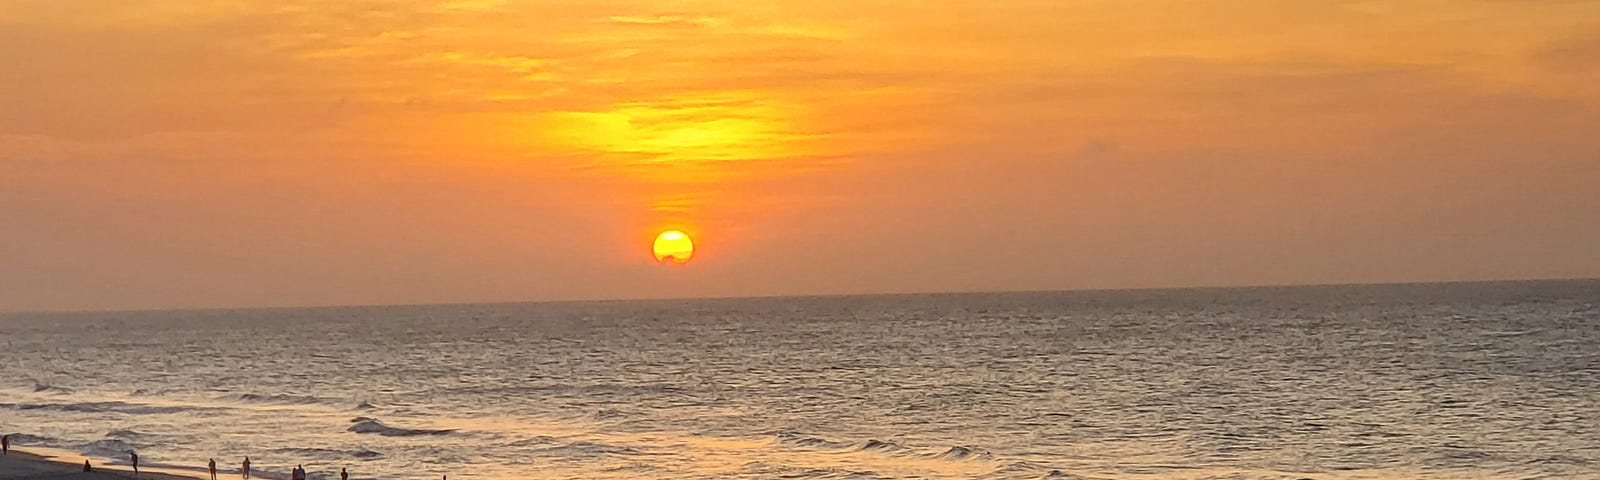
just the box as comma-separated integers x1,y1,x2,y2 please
2,280,1598,480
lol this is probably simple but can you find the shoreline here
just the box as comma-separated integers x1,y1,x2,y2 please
1,447,215,480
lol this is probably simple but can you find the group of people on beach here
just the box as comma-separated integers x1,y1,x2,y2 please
221,456,351,480
124,453,353,480
1,437,376,480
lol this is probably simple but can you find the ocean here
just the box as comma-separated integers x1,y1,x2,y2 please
2,280,1597,480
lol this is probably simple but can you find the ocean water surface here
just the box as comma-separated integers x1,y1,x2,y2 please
2,280,1597,479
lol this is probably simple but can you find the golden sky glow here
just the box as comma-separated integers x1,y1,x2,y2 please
2,1,1599,309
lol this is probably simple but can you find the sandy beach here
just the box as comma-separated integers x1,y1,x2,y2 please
0,449,207,480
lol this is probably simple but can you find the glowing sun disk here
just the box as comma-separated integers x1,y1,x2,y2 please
653,230,694,265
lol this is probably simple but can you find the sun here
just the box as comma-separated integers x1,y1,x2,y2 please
652,230,694,265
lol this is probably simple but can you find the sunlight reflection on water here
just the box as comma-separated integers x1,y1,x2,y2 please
2,280,1597,479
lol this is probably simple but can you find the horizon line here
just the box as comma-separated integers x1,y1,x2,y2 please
4,275,1596,316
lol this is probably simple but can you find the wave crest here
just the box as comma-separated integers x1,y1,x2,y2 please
931,446,991,461
857,439,903,452
776,432,852,450
3,433,56,445
347,417,456,437
78,439,138,459
32,383,75,394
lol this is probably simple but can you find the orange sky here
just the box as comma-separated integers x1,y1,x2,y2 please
2,1,1598,310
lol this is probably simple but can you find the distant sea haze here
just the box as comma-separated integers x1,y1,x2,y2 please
2,280,1597,479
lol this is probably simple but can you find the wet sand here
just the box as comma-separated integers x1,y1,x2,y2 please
0,450,207,480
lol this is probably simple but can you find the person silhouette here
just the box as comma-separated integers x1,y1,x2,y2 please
131,452,140,476
2,434,9,455
210,458,218,480
341,467,348,480
84,460,92,472
242,457,251,480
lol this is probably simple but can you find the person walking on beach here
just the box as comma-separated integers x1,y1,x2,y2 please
2,433,9,455
242,457,251,480
83,460,92,472
209,458,218,480
131,452,140,476
340,467,348,480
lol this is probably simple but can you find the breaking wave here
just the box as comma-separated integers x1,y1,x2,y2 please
777,432,854,450
32,383,75,394
931,445,992,461
857,439,904,452
347,417,456,437
3,433,57,445
77,439,139,459
778,433,994,464
104,429,154,441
